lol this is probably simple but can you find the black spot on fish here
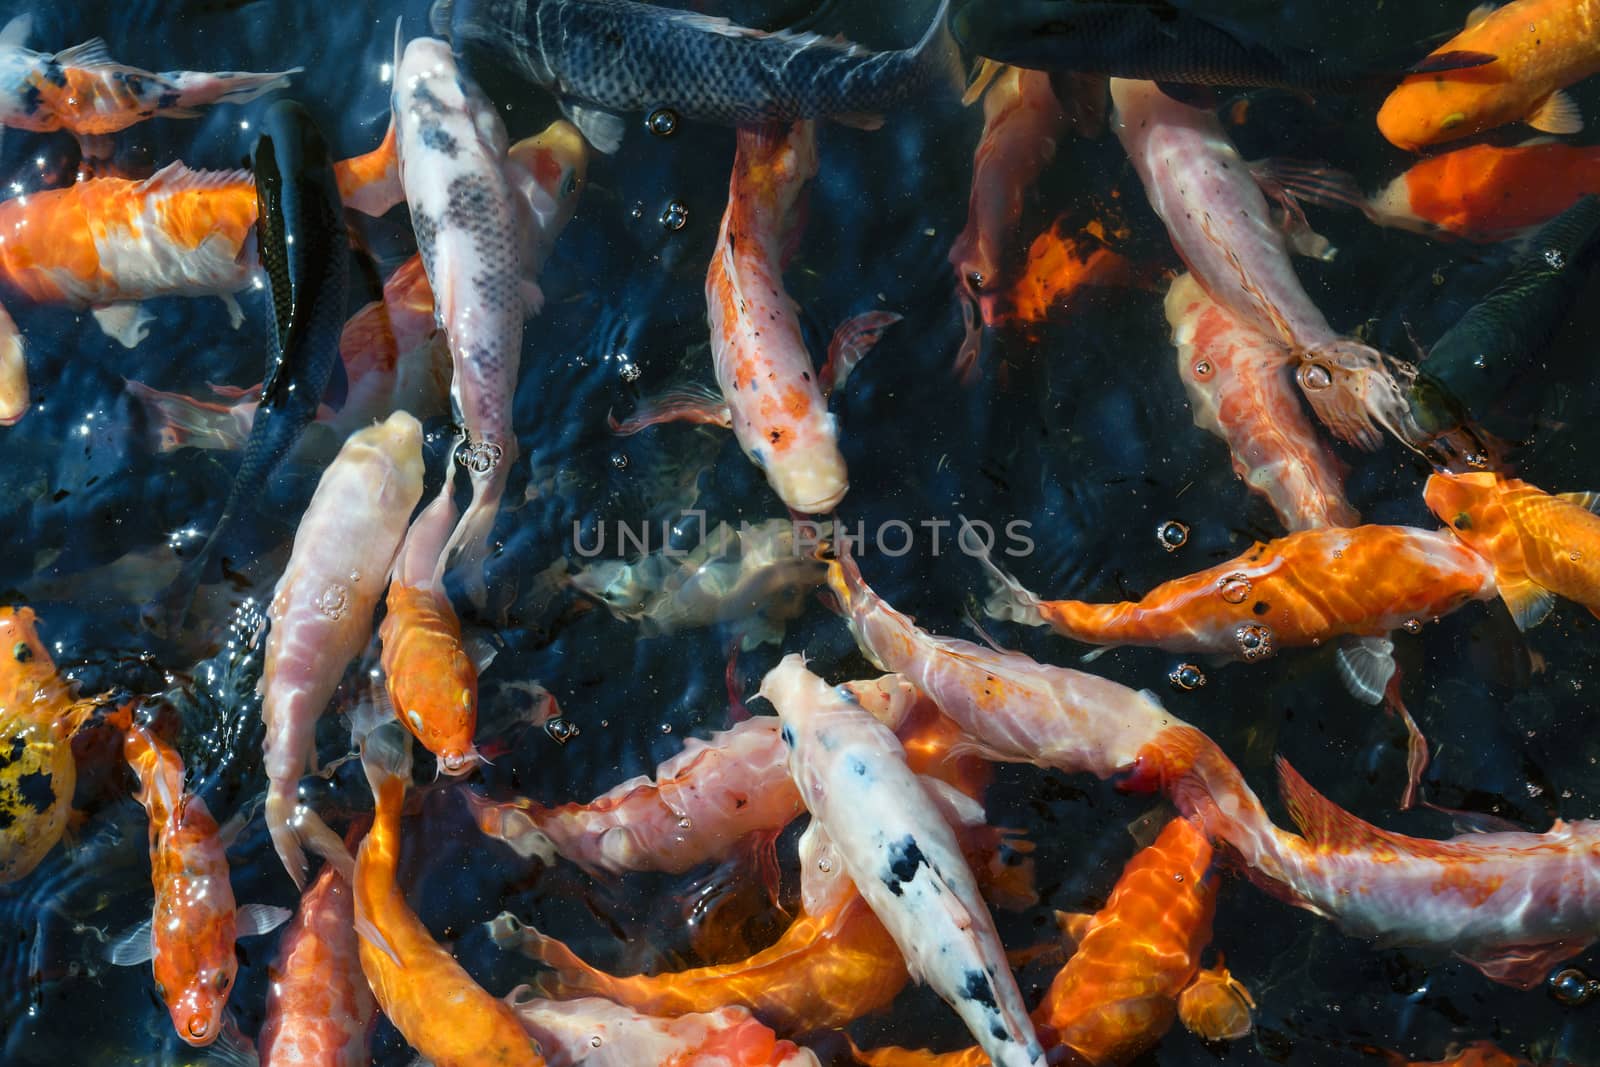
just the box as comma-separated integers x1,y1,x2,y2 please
43,63,67,88
444,173,496,230
0,802,14,830
847,755,868,777
780,725,795,747
15,770,55,815
1253,600,1269,615
880,835,926,896
0,735,24,768
420,123,459,157
962,969,1000,1011
18,81,40,117
157,90,181,110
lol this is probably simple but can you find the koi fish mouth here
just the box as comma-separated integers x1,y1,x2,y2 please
1295,341,1421,452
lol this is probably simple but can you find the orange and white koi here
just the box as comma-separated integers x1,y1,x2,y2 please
0,300,24,424
1266,142,1600,243
469,714,801,878
354,721,544,1066
0,607,99,883
0,22,295,146
258,840,376,1067
1167,273,1357,532
1426,470,1600,630
260,412,424,886
489,865,909,1034
1112,77,1418,451
850,816,1248,1067
1129,724,1600,990
761,656,1045,1067
380,492,480,776
613,121,899,515
503,988,821,1067
104,704,290,1047
126,252,448,452
981,524,1496,666
950,65,1067,379
1378,0,1598,152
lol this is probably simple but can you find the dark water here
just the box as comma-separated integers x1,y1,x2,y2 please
2,0,1600,1064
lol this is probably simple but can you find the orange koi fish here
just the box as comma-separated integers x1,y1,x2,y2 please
950,64,1067,379
258,830,376,1067
0,606,99,883
104,704,290,1046
354,721,544,1066
127,252,448,453
1130,723,1600,990
381,493,480,775
0,24,295,145
850,817,1248,1067
504,987,821,1067
1387,1042,1534,1067
1269,143,1600,243
470,714,801,880
613,120,899,514
1378,0,1598,151
1426,470,1600,629
1167,273,1357,533
0,300,24,424
982,524,1495,665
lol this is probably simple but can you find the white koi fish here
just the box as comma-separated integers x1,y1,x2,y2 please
760,654,1045,1067
259,411,425,886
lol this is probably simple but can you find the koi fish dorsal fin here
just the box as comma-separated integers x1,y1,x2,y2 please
1557,491,1600,514
0,15,32,49
1464,3,1496,28
1498,575,1556,632
1526,90,1583,136
53,38,115,69
1275,758,1415,855
138,161,253,196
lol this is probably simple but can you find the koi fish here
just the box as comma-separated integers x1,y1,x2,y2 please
354,720,545,1066
391,35,536,604
434,0,962,154
380,494,481,775
0,18,296,149
104,704,291,1047
1166,272,1358,533
761,655,1045,1067
337,116,402,218
1378,0,1599,151
1129,723,1600,989
567,518,827,649
1425,470,1600,630
1111,77,1419,451
850,816,1246,1067
125,252,450,453
1265,143,1600,243
258,836,376,1067
0,300,24,424
611,121,900,514
981,525,1496,685
950,2,1493,94
469,714,801,879
259,412,425,887
951,65,1068,379
0,607,99,884
488,869,909,1034
1387,1043,1533,1067
502,987,821,1067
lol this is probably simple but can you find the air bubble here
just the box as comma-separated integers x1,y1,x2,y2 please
817,858,833,873
646,108,679,136
610,452,629,471
1544,248,1566,270
660,200,689,231
1193,359,1213,379
1402,618,1422,634
316,583,350,620
1217,574,1251,604
457,440,504,474
1156,520,1190,552
545,718,580,745
677,816,692,831
590,1035,603,1048
1236,623,1273,661
619,362,642,383
1550,967,1593,1005
1169,663,1207,691
1299,363,1332,390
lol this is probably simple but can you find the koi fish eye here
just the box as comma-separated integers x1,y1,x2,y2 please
460,687,473,709
213,970,231,993
965,271,987,293
12,641,31,662
561,170,579,197
406,709,425,734
1453,512,1472,530
1439,112,1466,130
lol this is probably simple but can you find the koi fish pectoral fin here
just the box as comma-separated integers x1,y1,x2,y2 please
560,100,624,155
105,917,155,967
1456,940,1594,990
1525,91,1583,137
1556,490,1600,514
235,902,292,939
820,309,902,398
92,303,154,349
1498,576,1556,631
919,774,987,830
1334,636,1394,706
609,384,732,435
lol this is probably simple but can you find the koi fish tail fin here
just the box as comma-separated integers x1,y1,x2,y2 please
953,284,985,385
358,719,415,797
607,384,732,435
441,458,510,609
394,490,458,590
297,805,357,884
820,310,902,398
266,776,311,891
1251,159,1380,227
124,379,256,452
484,912,611,998
970,540,1050,630
1297,340,1421,453
168,68,302,112
464,791,560,865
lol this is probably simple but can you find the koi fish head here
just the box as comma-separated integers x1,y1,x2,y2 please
506,120,588,221
390,648,480,777
1376,70,1498,153
160,953,236,1047
1296,340,1419,452
0,606,64,708
1423,470,1504,552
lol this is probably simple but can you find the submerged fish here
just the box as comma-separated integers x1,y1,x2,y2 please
259,412,424,887
761,655,1045,1067
1378,0,1600,151
149,100,351,634
1426,470,1600,630
104,704,291,1047
0,607,98,884
0,301,24,424
434,0,962,153
612,121,900,514
950,1,1493,93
